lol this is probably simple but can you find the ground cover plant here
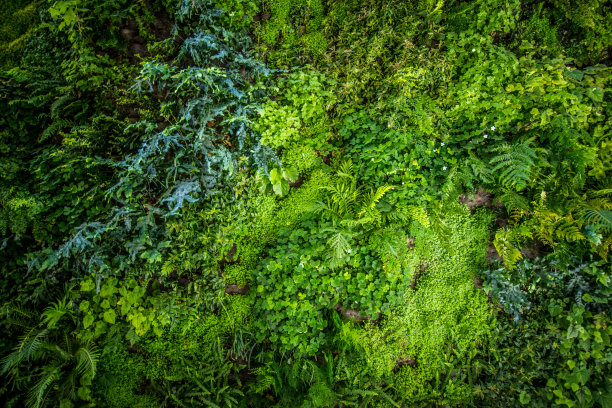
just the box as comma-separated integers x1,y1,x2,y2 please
1,0,611,407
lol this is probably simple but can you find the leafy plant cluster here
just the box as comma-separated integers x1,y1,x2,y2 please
1,0,611,407
478,255,611,407
253,161,410,355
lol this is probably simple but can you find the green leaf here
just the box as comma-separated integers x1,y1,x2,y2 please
100,284,116,298
576,368,589,385
586,86,603,103
83,314,94,329
80,280,95,292
270,168,282,184
567,325,581,339
283,167,298,182
565,69,583,82
103,309,116,324
519,391,531,405
79,301,90,313
273,178,289,196
548,303,563,317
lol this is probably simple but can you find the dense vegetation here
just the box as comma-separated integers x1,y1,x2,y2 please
1,0,611,407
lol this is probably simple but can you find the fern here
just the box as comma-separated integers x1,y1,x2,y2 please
1,328,49,375
407,205,430,227
580,208,612,233
41,297,72,329
250,364,276,394
324,229,353,265
466,150,494,184
40,118,73,142
499,189,530,212
162,179,202,216
357,185,392,222
490,139,538,191
553,217,585,241
74,344,99,379
494,227,531,269
26,365,60,408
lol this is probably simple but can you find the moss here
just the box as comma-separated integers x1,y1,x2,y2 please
337,206,494,401
0,1,39,69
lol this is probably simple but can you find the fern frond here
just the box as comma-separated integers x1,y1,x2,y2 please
407,205,430,227
326,182,359,217
336,160,354,179
466,151,494,184
4,305,36,329
40,119,73,142
594,234,612,260
357,186,392,218
340,217,374,228
26,365,60,408
75,344,99,379
41,297,71,329
490,139,537,191
554,218,585,241
584,197,611,210
493,227,531,269
580,208,612,233
385,205,410,223
498,189,529,212
1,329,48,375
251,374,274,394
310,199,342,221
591,189,612,197
326,231,352,260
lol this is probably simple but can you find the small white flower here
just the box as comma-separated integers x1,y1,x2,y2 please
443,166,447,170
300,262,304,268
441,142,445,146
402,182,405,185
434,149,437,153
371,158,374,161
491,126,496,131
472,48,476,52
347,249,351,254
484,134,488,138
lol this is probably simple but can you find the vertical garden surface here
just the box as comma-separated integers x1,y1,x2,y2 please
0,0,611,407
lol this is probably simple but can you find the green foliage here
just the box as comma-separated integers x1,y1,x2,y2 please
2,0,612,407
253,164,408,355
256,68,336,151
0,0,39,69
489,138,539,191
338,205,493,403
259,0,327,66
476,255,612,407
1,298,100,408
249,351,398,407
77,276,165,339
